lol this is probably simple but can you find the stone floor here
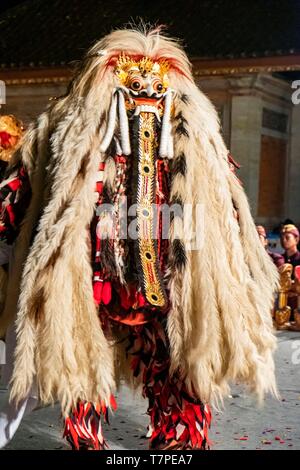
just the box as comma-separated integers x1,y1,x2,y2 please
0,330,299,450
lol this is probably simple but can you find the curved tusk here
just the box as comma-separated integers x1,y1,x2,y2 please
159,88,174,158
117,90,131,156
100,92,118,153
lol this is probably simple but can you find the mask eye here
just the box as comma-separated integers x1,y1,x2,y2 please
130,78,142,91
152,78,164,93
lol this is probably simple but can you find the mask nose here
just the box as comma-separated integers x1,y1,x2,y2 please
140,88,156,98
146,84,155,97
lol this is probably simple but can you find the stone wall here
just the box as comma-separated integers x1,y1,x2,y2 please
1,74,299,227
198,73,299,228
1,83,67,125
289,104,300,223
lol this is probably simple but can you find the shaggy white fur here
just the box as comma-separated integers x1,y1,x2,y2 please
0,27,279,413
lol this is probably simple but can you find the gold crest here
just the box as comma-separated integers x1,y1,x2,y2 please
115,54,169,89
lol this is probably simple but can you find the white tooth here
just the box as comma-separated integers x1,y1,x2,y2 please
155,110,161,121
136,104,160,120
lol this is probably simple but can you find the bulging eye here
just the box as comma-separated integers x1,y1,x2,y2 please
152,78,164,93
130,78,142,91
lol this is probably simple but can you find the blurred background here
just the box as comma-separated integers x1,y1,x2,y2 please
0,0,299,233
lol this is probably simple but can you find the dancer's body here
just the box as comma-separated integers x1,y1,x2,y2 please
0,26,278,450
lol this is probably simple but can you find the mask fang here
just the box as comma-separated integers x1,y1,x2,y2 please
159,88,174,159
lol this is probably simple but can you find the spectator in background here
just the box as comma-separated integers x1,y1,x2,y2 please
280,224,300,271
280,219,300,252
280,224,300,322
256,225,284,268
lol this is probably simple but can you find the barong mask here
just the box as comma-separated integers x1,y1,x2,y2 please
100,55,174,159
98,55,175,308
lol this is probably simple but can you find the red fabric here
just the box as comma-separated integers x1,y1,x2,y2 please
0,131,12,149
102,281,112,305
0,162,31,244
124,318,211,449
4,175,21,192
91,154,170,324
93,279,103,305
66,313,212,450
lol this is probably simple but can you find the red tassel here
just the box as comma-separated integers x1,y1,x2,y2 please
120,286,132,309
137,291,147,307
64,401,106,450
6,204,16,225
93,281,103,305
102,281,112,305
7,178,21,191
110,394,118,411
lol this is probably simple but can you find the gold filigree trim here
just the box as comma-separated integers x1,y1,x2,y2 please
137,112,166,308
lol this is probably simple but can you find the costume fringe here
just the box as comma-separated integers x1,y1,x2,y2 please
64,396,117,450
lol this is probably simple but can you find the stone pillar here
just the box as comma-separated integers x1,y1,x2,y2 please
230,94,263,216
288,104,300,224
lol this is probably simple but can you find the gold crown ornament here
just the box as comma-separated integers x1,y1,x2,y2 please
115,54,170,90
